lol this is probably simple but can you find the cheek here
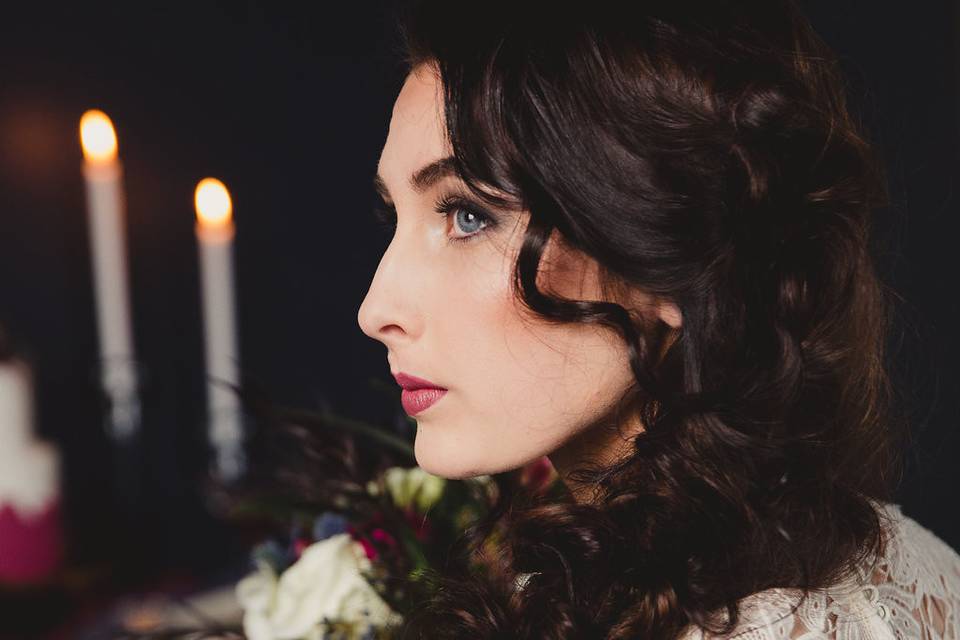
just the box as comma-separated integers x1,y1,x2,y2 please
433,244,521,411
497,318,635,431
416,224,637,479
436,236,634,445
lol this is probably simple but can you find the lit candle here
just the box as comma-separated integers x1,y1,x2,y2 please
79,109,139,440
195,178,244,482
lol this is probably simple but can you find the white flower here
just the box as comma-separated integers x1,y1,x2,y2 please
236,533,403,640
382,466,446,513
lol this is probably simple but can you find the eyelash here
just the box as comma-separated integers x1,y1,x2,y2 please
373,194,497,245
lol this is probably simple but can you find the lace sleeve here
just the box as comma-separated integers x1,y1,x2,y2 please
680,502,960,640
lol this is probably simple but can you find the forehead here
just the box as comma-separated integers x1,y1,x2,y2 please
377,65,448,186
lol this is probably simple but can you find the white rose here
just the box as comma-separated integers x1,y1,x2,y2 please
236,533,403,639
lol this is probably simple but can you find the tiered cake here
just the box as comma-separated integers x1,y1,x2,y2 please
0,350,63,584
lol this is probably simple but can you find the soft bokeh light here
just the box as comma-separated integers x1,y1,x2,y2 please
194,178,233,228
79,110,118,163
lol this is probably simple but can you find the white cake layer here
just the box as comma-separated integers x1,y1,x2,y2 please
0,360,33,450
0,440,60,517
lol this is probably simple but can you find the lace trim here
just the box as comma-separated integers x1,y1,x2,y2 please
681,502,960,639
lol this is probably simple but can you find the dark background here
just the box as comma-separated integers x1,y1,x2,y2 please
0,0,957,615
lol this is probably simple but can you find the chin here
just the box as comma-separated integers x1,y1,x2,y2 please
413,430,487,479
414,451,478,480
413,430,531,480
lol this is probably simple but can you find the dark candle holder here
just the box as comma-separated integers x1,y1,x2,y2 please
90,357,149,524
207,401,248,487
97,356,142,442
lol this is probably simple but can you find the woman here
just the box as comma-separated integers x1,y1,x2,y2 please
357,0,960,638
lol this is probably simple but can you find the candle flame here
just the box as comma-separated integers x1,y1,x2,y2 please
79,110,118,163
195,178,233,228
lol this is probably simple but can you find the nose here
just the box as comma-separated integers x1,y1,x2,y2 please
357,234,423,349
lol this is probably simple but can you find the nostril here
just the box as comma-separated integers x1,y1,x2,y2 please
380,323,405,338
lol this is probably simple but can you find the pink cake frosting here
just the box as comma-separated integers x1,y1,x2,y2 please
0,496,63,584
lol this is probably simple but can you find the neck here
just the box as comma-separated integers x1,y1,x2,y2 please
548,408,644,505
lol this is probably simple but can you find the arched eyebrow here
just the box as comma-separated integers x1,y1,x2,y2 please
373,155,456,203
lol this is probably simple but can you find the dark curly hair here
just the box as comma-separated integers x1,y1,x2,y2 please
387,0,909,638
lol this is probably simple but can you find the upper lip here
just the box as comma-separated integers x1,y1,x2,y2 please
393,372,446,390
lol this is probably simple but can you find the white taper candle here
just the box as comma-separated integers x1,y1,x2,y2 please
79,109,139,440
195,177,244,482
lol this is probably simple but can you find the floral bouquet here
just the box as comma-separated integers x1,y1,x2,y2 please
221,384,561,640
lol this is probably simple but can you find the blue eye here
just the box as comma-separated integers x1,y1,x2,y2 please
371,194,498,245
434,194,497,244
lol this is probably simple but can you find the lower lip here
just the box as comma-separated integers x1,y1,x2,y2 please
401,388,448,416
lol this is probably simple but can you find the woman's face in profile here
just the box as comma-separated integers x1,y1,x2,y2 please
357,64,680,480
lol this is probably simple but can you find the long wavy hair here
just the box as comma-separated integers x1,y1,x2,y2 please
388,0,909,638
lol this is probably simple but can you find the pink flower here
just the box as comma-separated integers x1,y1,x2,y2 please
520,456,557,494
371,528,397,549
356,537,378,561
402,507,432,542
292,538,311,560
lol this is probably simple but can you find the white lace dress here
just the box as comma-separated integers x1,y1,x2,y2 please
678,502,960,639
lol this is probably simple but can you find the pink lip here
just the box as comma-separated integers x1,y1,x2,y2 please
400,388,447,416
393,372,448,416
393,372,446,391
